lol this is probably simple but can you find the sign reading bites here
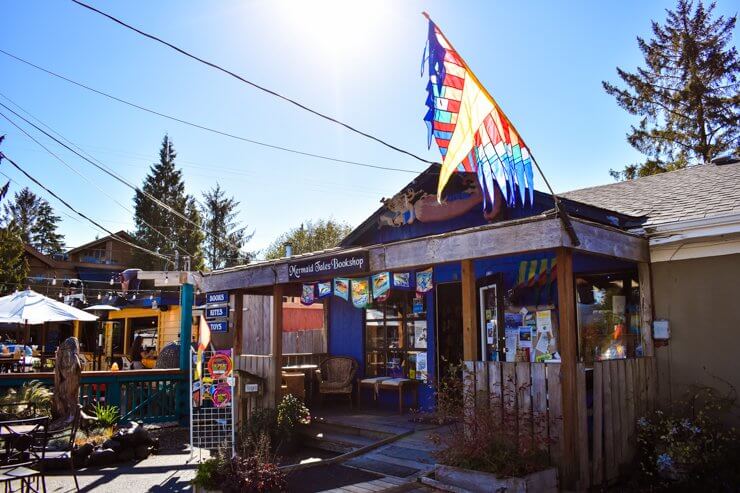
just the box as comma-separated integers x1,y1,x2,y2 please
205,306,229,319
287,251,369,281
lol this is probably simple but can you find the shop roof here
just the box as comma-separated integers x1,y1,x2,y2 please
66,230,134,254
560,159,740,228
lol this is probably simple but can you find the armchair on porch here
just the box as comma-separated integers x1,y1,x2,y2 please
316,356,358,408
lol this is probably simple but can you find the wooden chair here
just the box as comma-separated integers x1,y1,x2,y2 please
317,356,358,408
0,416,49,493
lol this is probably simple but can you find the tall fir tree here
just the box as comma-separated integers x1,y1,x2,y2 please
132,135,204,270
1,187,65,254
604,0,739,180
0,223,30,295
201,184,253,270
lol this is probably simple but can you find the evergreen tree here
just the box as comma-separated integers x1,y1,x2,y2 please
201,184,253,270
132,135,204,270
604,0,739,180
264,219,352,260
0,223,29,295
1,187,65,254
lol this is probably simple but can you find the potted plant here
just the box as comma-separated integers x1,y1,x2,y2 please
192,449,286,493
275,394,310,454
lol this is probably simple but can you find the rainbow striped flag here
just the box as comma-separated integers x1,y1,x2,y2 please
422,15,535,209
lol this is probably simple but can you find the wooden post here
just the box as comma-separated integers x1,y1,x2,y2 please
72,321,80,340
461,259,477,361
270,285,284,408
637,263,654,357
232,292,244,425
555,248,578,488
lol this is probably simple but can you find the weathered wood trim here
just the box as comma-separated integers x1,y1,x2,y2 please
555,248,578,489
201,217,649,292
461,260,477,361
270,284,283,408
637,262,655,357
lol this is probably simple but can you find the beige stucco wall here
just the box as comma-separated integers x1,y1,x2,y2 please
652,253,740,422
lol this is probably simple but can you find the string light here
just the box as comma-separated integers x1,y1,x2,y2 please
97,293,101,300
109,276,114,286
58,292,63,299
51,275,57,286
164,273,169,284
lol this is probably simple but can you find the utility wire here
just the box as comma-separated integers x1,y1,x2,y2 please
0,96,197,260
69,0,439,168
0,49,421,175
0,102,251,264
0,150,173,265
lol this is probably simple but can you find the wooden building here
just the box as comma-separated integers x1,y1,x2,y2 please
202,158,739,488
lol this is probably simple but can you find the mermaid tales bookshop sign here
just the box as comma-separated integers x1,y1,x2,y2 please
287,251,369,281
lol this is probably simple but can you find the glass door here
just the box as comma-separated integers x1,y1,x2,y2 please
479,281,501,361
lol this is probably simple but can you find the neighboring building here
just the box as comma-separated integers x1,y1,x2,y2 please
562,157,740,419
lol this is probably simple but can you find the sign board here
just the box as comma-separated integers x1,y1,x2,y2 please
208,321,228,333
287,250,369,281
244,383,260,393
205,306,229,320
206,291,229,305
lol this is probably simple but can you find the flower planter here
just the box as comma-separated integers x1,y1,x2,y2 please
434,464,558,493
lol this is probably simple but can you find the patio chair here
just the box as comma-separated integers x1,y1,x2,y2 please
317,356,358,408
0,415,49,493
39,405,81,492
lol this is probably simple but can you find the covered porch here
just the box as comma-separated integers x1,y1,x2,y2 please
203,211,652,489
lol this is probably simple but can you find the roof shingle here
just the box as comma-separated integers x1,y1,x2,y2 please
560,161,740,227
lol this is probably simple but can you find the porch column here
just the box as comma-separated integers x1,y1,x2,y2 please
461,259,477,361
555,248,578,488
270,285,284,408
637,263,654,357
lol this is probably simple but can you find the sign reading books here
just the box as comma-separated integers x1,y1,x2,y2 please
288,251,369,281
206,291,229,305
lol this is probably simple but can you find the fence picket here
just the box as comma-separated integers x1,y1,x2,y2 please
516,362,533,453
502,363,518,443
488,361,503,431
625,359,636,464
576,363,590,489
475,361,489,411
546,363,563,467
531,363,548,453
603,361,616,481
592,362,604,485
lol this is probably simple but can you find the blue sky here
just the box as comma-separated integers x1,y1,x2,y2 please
1,0,736,254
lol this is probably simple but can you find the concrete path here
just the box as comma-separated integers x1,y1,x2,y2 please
42,447,210,493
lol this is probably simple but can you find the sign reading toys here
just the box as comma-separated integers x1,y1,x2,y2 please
288,251,369,281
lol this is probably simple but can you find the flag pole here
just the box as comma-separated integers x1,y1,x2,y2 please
423,12,580,246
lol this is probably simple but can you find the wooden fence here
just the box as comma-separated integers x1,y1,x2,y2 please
588,357,657,486
465,357,658,489
463,361,563,465
282,329,326,355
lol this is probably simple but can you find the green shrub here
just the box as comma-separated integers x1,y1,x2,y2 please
92,403,119,428
276,394,310,436
0,380,53,417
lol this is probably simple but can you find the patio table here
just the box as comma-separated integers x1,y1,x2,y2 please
281,364,318,403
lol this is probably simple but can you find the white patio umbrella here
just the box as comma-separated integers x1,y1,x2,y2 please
0,289,98,324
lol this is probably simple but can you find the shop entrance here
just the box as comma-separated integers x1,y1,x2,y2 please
435,282,464,382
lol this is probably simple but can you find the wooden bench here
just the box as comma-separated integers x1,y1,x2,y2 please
358,377,420,414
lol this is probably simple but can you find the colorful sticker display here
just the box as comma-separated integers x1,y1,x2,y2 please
317,281,332,298
212,383,232,408
416,268,433,293
393,272,411,288
301,284,315,305
351,278,371,308
371,272,390,299
207,352,233,379
334,278,349,300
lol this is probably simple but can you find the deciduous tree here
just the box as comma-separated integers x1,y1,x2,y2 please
264,219,352,260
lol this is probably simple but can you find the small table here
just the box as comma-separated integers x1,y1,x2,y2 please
358,377,420,414
281,364,318,402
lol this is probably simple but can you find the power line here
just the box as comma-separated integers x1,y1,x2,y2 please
0,149,174,265
0,48,422,175
0,97,197,260
69,0,439,168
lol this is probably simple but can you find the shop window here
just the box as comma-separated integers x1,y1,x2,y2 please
576,272,641,364
128,317,158,353
364,291,427,381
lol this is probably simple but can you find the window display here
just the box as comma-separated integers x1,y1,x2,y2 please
576,272,641,365
364,292,427,381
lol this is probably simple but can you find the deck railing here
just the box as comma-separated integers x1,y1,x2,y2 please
0,369,186,424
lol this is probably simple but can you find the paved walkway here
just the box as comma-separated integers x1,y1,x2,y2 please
44,447,209,493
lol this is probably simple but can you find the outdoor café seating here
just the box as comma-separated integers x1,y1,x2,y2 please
0,416,49,493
